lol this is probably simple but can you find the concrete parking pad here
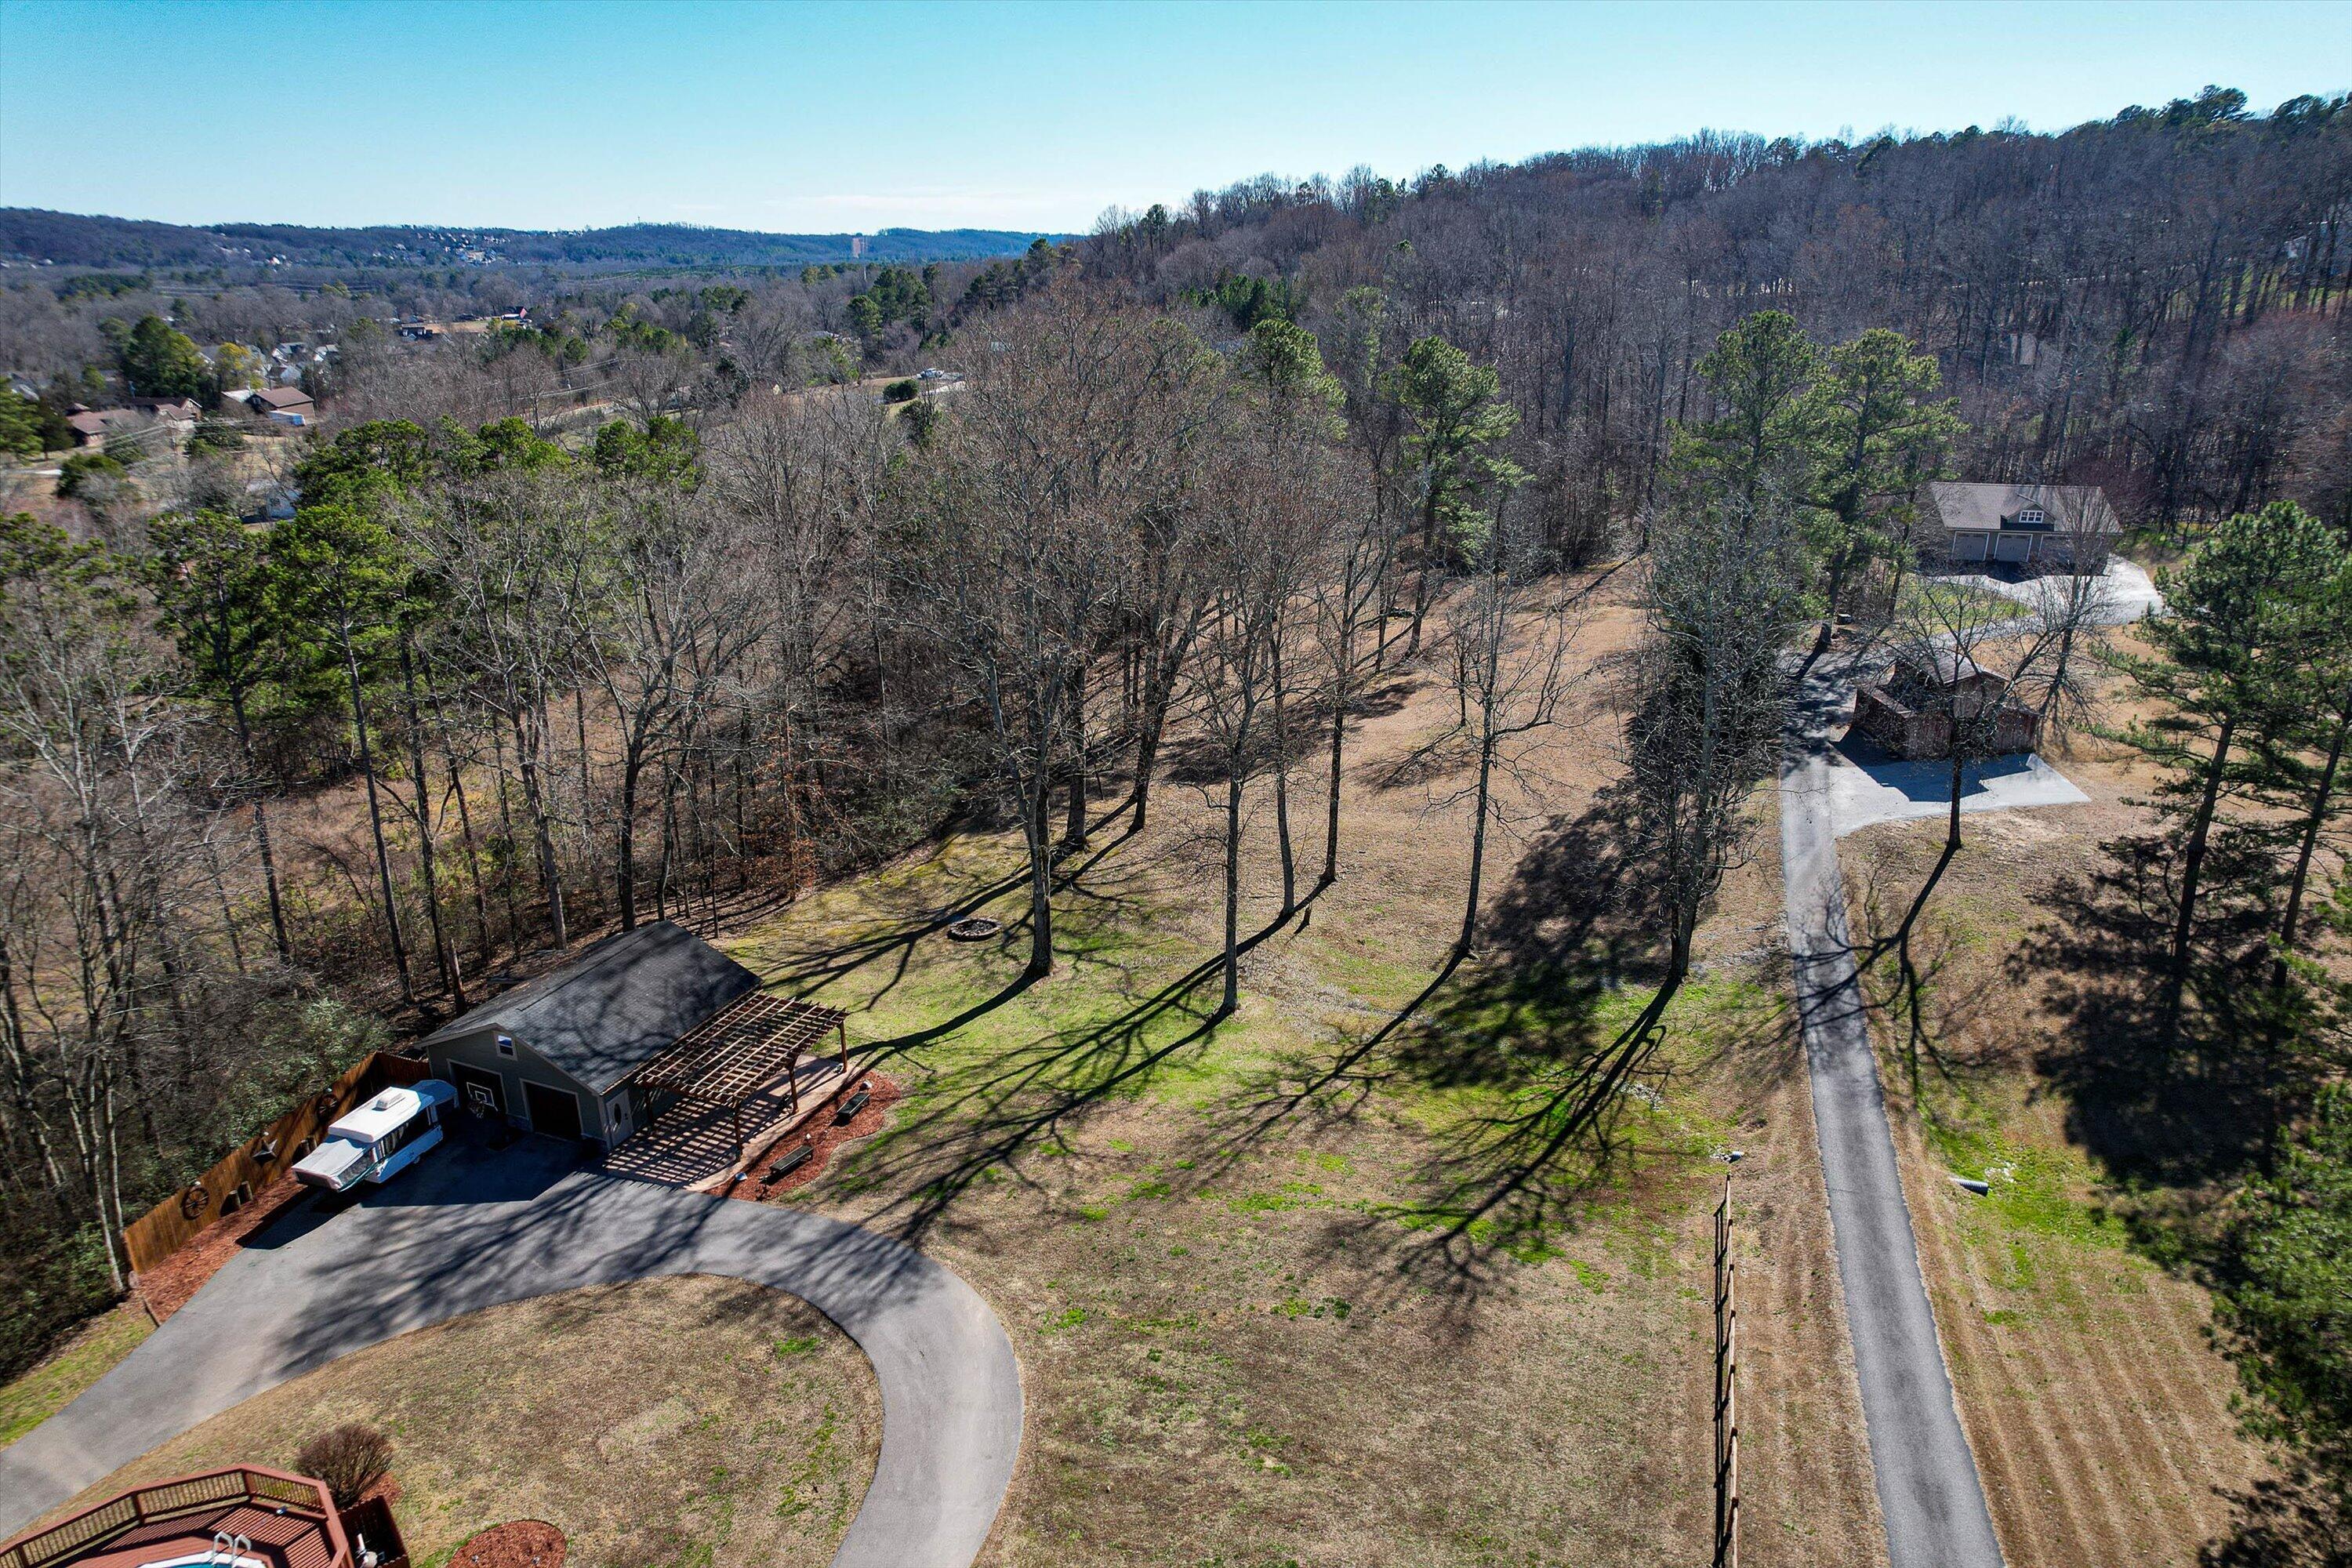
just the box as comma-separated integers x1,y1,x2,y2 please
1826,741,2089,838
1939,556,2165,624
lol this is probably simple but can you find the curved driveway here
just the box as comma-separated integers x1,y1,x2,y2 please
0,1134,1023,1568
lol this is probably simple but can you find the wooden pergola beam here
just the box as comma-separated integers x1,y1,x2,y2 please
630,993,851,1156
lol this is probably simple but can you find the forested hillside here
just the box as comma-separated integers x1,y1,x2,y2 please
0,209,1054,272
1078,84,2351,539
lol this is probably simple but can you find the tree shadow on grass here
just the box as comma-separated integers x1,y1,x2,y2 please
1360,959,1787,1303
1199,788,1653,1165
835,892,1322,1243
1196,789,1721,1299
1844,851,2021,1105
750,798,1142,1008
1155,673,1425,789
2016,830,2285,1186
2198,1461,2351,1568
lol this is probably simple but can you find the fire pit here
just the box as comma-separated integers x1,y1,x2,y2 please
946,916,1002,942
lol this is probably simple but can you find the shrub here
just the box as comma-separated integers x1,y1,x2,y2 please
187,419,245,456
882,379,919,404
0,1211,115,1385
56,452,127,499
294,1422,394,1507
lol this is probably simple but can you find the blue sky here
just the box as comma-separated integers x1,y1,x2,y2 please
2,0,2345,234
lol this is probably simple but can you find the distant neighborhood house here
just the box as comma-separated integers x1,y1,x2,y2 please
1925,481,2119,568
63,399,196,448
248,385,316,425
135,395,201,428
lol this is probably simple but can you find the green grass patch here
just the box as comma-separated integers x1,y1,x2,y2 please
0,1302,151,1446
1923,1115,2128,1250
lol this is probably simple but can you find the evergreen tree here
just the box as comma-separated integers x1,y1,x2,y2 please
143,510,303,963
1666,309,1825,526
0,390,47,459
2113,502,2346,1030
1808,328,1962,648
118,314,211,400
1386,334,1522,652
274,505,419,1003
591,414,701,483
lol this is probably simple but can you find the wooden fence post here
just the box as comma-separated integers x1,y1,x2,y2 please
1713,1174,1740,1568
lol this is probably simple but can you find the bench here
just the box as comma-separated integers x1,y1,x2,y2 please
835,1088,870,1123
762,1142,815,1184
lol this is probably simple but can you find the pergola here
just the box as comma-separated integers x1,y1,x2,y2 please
630,993,851,1156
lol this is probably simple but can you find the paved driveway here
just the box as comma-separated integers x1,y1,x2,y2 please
1941,557,2165,624
1780,655,2007,1568
0,1134,1023,1568
1769,558,2159,1566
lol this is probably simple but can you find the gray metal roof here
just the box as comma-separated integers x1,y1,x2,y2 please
419,920,761,1095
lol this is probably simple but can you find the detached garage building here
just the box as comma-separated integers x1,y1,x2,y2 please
419,919,763,1150
1924,481,2120,568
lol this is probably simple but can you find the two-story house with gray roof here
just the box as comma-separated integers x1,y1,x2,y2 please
1923,481,2120,568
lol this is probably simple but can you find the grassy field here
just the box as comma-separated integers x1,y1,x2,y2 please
16,575,1891,1566
717,578,1885,1566
0,1304,153,1448
1842,713,2267,1567
44,1277,879,1568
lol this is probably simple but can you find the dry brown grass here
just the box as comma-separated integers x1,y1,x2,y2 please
1842,695,2269,1568
36,568,1906,1566
717,571,1883,1566
45,1277,880,1568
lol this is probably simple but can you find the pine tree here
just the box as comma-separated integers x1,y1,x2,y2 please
2111,503,2345,1030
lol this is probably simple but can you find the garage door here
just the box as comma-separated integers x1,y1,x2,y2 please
1951,532,1989,562
1994,532,2033,563
522,1080,583,1141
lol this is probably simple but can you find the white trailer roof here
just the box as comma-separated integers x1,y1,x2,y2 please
291,1136,372,1189
327,1078,456,1143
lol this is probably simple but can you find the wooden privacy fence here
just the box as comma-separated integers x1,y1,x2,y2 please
122,1051,428,1276
1712,1175,1740,1568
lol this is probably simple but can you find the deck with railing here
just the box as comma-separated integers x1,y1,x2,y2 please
0,1467,350,1568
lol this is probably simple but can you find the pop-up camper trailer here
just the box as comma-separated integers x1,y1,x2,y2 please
292,1079,459,1192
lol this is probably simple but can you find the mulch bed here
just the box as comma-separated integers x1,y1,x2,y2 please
136,1170,313,1321
452,1520,564,1568
727,1073,903,1203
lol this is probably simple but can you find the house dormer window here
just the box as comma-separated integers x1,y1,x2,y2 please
2018,506,2045,526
